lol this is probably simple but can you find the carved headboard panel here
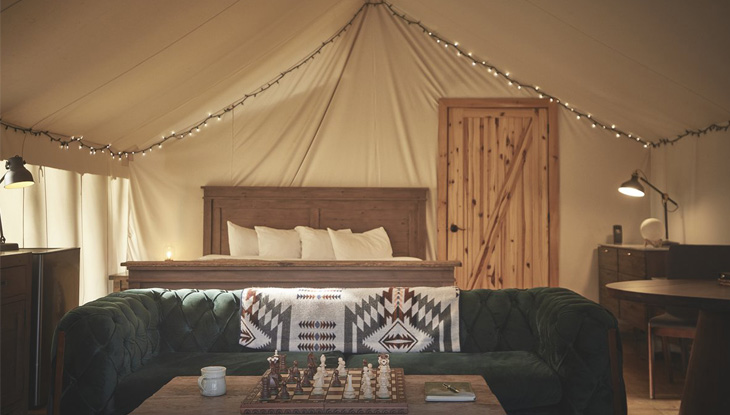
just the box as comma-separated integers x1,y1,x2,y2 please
202,187,428,258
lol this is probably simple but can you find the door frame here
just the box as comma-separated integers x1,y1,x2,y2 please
437,98,560,287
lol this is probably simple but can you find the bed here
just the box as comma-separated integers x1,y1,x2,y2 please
122,187,459,289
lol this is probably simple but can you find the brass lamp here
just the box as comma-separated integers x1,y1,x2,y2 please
1,156,35,251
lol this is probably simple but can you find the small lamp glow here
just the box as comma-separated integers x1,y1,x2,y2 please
618,173,645,197
164,246,174,261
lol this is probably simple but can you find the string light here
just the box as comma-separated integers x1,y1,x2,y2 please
0,0,727,159
377,1,729,148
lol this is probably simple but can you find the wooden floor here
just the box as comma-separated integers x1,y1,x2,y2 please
28,330,684,415
621,329,684,415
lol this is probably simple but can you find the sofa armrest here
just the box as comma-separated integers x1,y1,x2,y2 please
49,292,161,415
531,288,627,415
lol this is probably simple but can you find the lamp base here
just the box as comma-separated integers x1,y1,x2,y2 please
1,242,19,251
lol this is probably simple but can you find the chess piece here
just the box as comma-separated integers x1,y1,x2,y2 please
313,366,324,382
337,357,347,377
361,371,373,400
331,369,342,387
319,354,327,375
278,353,287,372
294,377,304,395
378,353,390,377
376,375,390,399
308,362,316,379
279,383,291,400
291,361,300,379
307,352,316,367
287,365,299,384
366,363,373,378
362,358,368,372
312,368,326,395
260,376,271,401
268,370,280,396
301,369,312,387
343,374,356,399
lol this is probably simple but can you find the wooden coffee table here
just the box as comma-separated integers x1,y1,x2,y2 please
130,374,505,414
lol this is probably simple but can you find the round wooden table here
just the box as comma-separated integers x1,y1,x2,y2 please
607,279,730,415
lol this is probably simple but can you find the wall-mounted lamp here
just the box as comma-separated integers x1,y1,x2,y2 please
1,156,35,251
618,170,678,241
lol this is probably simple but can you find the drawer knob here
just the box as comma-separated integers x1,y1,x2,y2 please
627,252,631,256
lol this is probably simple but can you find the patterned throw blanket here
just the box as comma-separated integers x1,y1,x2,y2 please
239,287,460,353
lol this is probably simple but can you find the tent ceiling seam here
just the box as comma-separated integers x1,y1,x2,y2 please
289,4,370,186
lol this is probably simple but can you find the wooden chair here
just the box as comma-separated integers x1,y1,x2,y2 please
648,245,730,399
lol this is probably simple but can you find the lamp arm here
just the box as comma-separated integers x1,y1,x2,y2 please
638,176,678,207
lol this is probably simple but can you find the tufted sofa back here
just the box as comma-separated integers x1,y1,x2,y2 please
152,289,247,352
458,289,539,353
146,288,542,354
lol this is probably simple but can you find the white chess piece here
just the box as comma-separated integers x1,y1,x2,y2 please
337,357,347,377
312,367,325,395
376,374,390,399
319,354,327,375
366,363,373,378
361,371,373,400
343,374,356,399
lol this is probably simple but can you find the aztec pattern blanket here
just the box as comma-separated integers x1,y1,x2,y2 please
239,286,460,353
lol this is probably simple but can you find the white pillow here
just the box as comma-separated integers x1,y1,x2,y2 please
227,221,258,256
255,226,301,258
295,226,351,260
328,227,393,260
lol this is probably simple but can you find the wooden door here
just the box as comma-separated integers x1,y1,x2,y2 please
437,99,559,290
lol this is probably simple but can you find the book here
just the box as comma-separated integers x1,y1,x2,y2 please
424,382,476,402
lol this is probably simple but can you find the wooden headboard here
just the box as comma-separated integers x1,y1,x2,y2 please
203,187,428,258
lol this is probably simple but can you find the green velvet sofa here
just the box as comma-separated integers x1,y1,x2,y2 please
50,287,626,415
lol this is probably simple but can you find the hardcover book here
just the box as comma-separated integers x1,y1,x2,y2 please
424,382,476,402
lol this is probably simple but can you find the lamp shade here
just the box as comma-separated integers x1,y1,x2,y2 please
3,156,34,189
618,172,644,197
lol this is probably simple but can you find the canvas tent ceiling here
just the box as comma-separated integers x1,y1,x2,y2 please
2,0,730,302
2,0,729,173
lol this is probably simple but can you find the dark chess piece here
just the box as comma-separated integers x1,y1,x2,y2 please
307,352,316,367
279,353,287,372
260,376,271,401
308,362,316,379
287,365,299,384
301,369,312,387
362,359,368,371
292,361,301,379
294,377,304,395
331,369,342,387
279,383,291,400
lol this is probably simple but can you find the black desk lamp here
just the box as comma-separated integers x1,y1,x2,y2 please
618,170,678,240
0,155,35,251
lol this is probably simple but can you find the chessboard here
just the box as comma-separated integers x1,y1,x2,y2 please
240,368,408,414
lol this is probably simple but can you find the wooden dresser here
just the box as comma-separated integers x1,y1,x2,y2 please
598,244,668,330
1,251,32,415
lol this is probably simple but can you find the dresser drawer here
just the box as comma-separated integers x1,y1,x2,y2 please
598,246,618,271
0,265,28,299
618,249,646,276
598,269,619,317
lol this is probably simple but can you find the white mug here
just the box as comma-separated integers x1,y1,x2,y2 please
198,366,226,396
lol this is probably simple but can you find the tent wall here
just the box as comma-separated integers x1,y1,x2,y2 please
652,130,730,245
0,163,129,305
126,5,651,301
